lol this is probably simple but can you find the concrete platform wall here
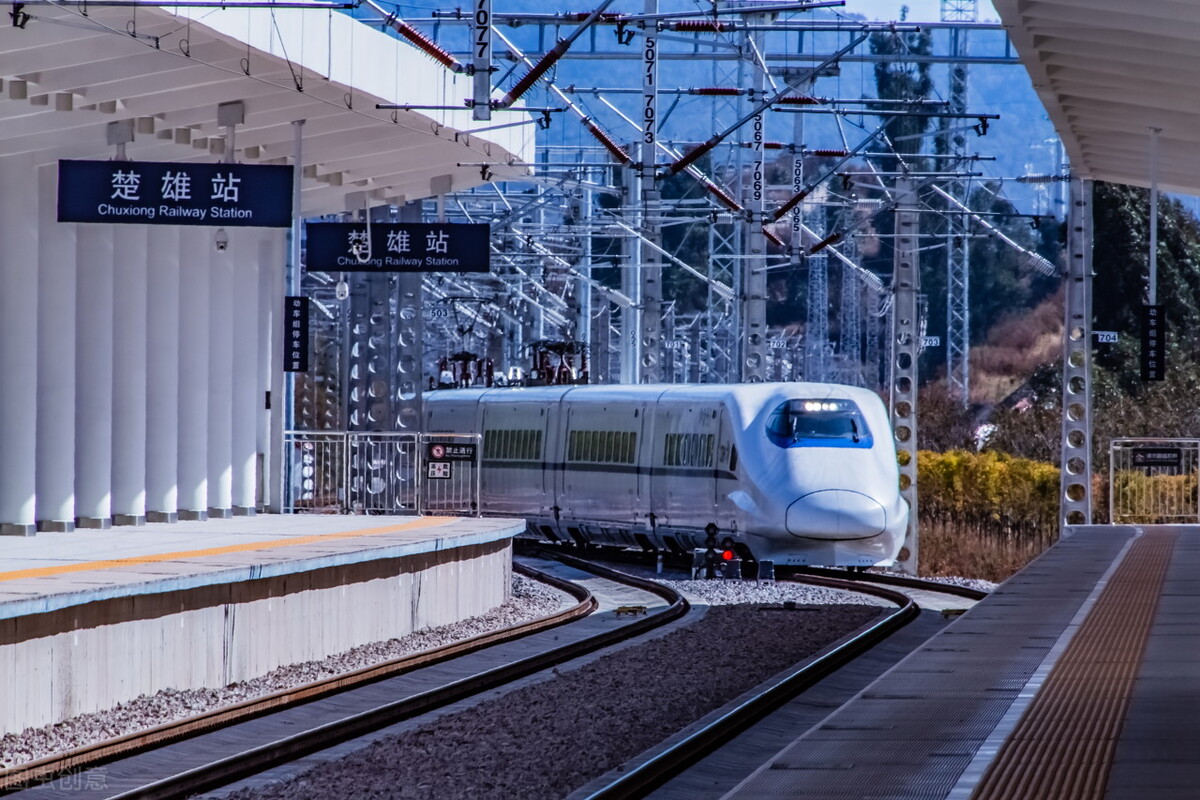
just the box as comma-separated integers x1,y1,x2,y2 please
0,540,511,735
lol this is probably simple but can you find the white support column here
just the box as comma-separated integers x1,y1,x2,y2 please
208,229,234,518
112,225,148,526
146,227,181,522
267,232,286,513
36,163,76,533
0,157,39,536
178,228,210,521
261,232,283,513
231,231,259,515
75,224,115,530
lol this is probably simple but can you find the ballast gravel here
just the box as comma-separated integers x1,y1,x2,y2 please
224,597,885,800
0,574,571,770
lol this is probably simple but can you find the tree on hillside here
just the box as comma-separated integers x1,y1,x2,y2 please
1092,181,1200,392
868,22,934,174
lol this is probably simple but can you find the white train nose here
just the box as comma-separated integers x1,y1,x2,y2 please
786,490,887,538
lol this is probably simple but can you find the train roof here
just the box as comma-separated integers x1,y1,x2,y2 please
425,382,884,406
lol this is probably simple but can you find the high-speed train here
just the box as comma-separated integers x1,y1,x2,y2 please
423,382,908,568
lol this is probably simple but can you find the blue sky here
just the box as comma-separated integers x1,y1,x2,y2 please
835,1,1000,23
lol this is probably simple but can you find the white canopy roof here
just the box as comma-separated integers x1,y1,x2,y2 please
995,0,1200,195
0,3,534,214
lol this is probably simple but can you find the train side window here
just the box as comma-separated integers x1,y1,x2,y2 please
730,445,738,472
532,430,543,460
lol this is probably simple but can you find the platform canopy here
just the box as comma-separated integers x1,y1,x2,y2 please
994,0,1200,196
0,2,534,213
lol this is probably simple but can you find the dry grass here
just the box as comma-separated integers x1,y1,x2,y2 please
917,520,1056,583
969,291,1064,405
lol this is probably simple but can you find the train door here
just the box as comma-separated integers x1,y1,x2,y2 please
560,401,642,526
714,403,739,528
655,403,721,530
648,404,674,529
479,401,551,517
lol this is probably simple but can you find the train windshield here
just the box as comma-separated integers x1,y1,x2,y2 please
766,399,873,449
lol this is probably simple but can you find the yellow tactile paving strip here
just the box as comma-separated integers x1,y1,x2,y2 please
970,529,1177,800
0,517,455,585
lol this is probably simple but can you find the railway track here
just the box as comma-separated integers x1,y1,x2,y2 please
1,557,685,799
570,562,986,800
4,553,983,800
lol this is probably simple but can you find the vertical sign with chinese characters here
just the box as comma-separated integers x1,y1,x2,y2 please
304,222,490,272
58,160,293,226
1141,304,1165,381
284,296,309,373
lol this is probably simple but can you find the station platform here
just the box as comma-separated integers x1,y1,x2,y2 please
724,525,1199,800
0,515,523,735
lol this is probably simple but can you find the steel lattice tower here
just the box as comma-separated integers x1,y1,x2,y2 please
943,0,977,405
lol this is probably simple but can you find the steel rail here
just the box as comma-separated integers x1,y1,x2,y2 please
2,560,687,799
0,561,594,794
794,566,989,601
578,571,972,799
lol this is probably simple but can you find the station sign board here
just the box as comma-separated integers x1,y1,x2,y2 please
305,222,490,273
57,160,293,227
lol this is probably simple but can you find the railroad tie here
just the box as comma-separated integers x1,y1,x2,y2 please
969,529,1176,800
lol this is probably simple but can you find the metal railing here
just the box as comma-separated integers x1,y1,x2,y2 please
284,431,481,516
1109,438,1200,524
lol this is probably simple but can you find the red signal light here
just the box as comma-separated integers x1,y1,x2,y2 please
721,549,735,561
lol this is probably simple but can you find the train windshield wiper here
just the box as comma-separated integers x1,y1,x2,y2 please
850,418,860,443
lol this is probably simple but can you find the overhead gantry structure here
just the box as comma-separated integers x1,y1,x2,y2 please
0,1,533,534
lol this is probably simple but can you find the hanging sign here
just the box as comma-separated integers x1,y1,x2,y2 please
57,160,293,227
304,222,490,273
284,296,309,373
1140,304,1165,381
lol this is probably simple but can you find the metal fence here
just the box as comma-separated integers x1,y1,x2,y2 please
284,431,481,516
1109,438,1200,524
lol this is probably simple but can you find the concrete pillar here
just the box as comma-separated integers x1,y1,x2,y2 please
146,227,181,522
35,163,76,532
257,233,278,512
112,225,148,526
231,231,259,515
178,228,210,520
75,224,115,530
0,157,38,535
267,233,286,513
207,229,234,518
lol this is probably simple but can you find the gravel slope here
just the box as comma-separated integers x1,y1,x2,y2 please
0,574,570,769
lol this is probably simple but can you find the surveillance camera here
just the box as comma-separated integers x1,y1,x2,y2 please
335,280,350,300
214,229,229,252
